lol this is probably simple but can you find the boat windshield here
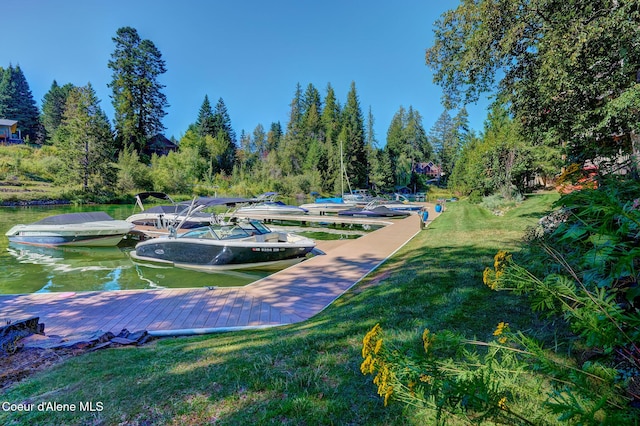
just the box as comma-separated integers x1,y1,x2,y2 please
213,224,252,239
180,225,253,240
180,227,220,240
248,220,271,234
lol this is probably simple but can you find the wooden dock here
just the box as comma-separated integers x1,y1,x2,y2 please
230,212,397,226
0,210,434,339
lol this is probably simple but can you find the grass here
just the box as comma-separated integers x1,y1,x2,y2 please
0,192,561,425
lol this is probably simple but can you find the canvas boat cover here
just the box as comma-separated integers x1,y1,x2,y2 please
32,212,115,225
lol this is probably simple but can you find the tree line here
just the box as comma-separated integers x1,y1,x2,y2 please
1,24,567,200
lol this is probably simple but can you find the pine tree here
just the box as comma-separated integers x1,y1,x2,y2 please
429,110,458,182
301,83,322,140
280,85,308,175
211,98,236,174
341,81,367,188
366,106,381,191
266,121,282,152
0,65,41,142
321,84,342,192
252,123,267,157
286,83,303,137
41,80,74,143
54,83,116,192
108,27,168,153
195,95,215,137
405,106,431,161
385,106,406,158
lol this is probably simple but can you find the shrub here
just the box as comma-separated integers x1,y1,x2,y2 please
362,176,640,424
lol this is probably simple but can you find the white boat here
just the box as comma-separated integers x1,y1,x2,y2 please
235,201,308,216
234,192,308,216
130,219,316,272
375,194,423,212
337,201,412,218
343,189,374,204
299,197,358,215
126,192,252,229
5,212,134,247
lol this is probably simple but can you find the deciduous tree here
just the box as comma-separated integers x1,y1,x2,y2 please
426,0,640,164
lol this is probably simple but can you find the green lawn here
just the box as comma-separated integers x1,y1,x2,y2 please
0,192,560,425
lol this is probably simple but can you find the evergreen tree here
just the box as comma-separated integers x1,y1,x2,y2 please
41,80,74,144
252,123,267,157
108,27,168,153
320,84,342,192
54,83,115,192
365,106,384,192
211,97,236,173
385,105,431,189
280,85,308,175
301,83,322,140
405,106,432,161
266,121,282,152
341,81,367,188
0,65,41,142
385,106,406,184
195,95,215,137
429,110,459,182
286,83,304,137
236,129,255,174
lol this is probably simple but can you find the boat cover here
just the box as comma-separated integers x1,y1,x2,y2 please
142,205,187,214
134,192,174,202
180,197,255,208
32,212,115,225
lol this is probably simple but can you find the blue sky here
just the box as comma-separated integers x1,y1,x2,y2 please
2,0,491,144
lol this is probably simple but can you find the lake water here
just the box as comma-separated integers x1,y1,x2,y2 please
0,204,368,295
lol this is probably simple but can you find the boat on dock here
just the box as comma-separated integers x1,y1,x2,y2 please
298,197,358,215
337,201,412,218
235,192,309,216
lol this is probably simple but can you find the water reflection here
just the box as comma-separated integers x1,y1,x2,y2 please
0,204,364,294
2,242,269,294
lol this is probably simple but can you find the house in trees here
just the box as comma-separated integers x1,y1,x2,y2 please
143,134,178,157
413,161,441,178
0,119,23,145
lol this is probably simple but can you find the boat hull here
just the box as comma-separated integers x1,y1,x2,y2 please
337,206,411,218
131,236,315,271
298,202,357,215
235,203,308,216
5,221,134,247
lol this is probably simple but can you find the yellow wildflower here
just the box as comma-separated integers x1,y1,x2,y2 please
419,374,433,384
494,250,512,271
384,385,393,406
362,323,381,358
483,267,497,290
493,322,509,342
360,355,373,375
498,396,508,410
493,322,507,336
422,328,434,354
374,338,383,355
